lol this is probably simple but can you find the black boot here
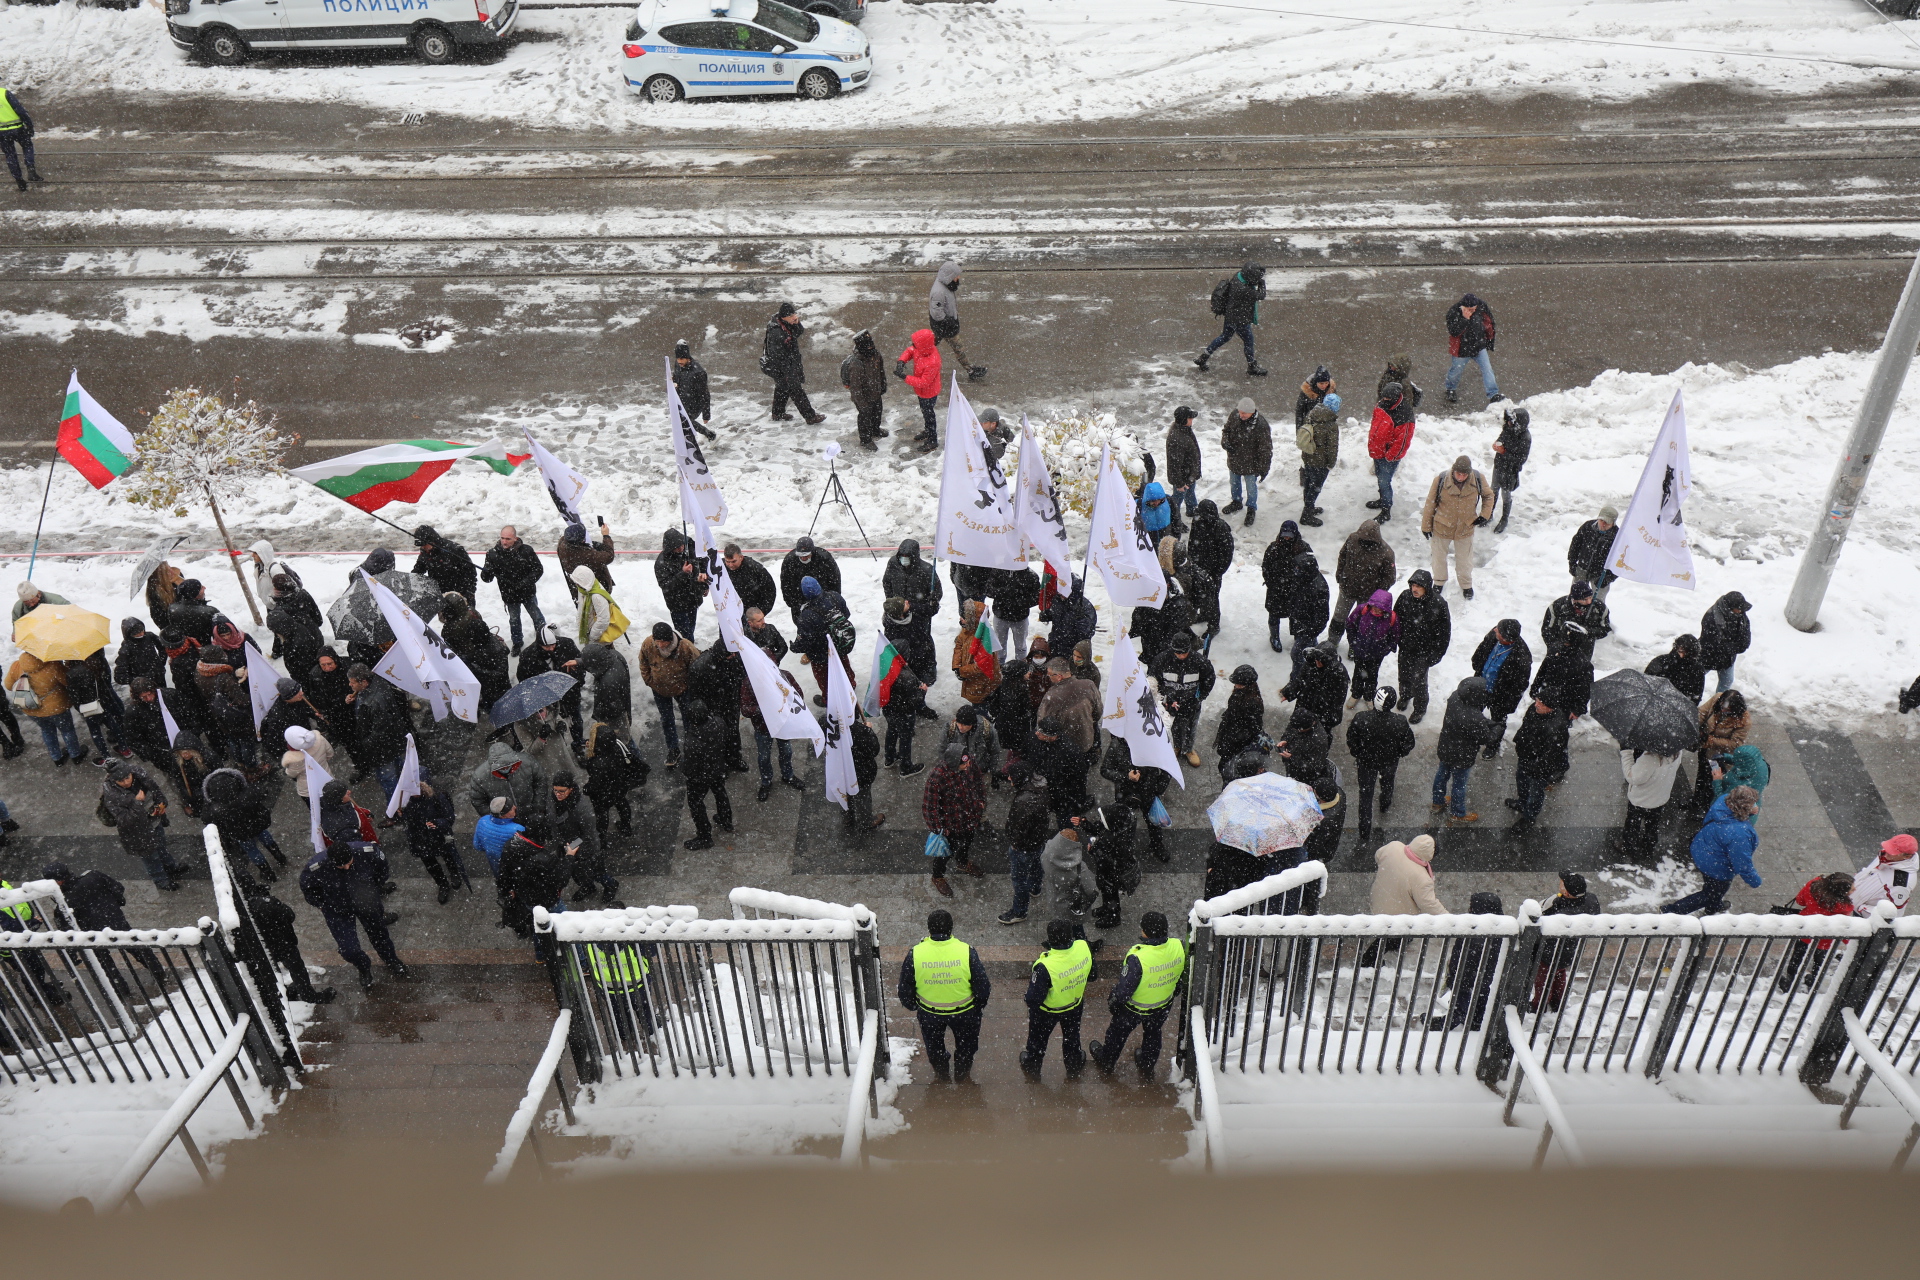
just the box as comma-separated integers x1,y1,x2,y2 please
27,169,43,184
1246,362,1268,377
1192,351,1210,371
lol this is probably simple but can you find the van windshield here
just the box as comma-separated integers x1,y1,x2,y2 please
754,0,816,43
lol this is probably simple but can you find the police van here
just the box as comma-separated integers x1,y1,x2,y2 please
621,0,871,103
165,0,519,66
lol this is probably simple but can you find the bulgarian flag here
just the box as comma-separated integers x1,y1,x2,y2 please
57,371,137,489
288,439,530,513
863,635,909,718
965,606,1001,685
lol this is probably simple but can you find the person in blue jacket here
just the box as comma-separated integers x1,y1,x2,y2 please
1664,787,1761,915
1137,482,1172,542
471,797,526,881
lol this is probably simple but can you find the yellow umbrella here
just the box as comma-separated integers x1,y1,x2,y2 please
14,603,113,661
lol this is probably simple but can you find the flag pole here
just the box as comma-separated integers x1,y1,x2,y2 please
298,479,414,536
25,453,57,580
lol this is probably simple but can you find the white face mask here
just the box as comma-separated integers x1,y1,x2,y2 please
899,555,911,565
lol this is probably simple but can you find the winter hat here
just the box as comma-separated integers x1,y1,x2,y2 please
1560,871,1588,897
362,548,396,574
794,536,815,554
776,301,797,318
1409,569,1434,589
538,624,560,646
1571,580,1593,599
551,770,577,790
1379,382,1404,404
1230,664,1259,686
1598,504,1619,522
801,576,822,599
1279,519,1299,537
1310,365,1332,387
122,617,147,638
1452,455,1472,474
412,525,439,546
284,727,314,751
978,406,1002,425
1140,911,1169,942
1468,892,1504,914
955,704,979,726
1322,393,1342,413
276,677,300,698
563,522,587,546
320,779,350,806
41,862,71,884
328,845,356,866
1723,592,1751,612
1505,407,1530,430
16,581,39,601
941,743,966,770
1373,687,1397,712
854,330,877,356
570,565,597,589
1046,920,1075,950
1173,406,1196,425
1882,834,1918,858
105,758,133,781
1170,631,1192,654
673,338,691,359
1314,777,1340,803
489,796,510,816
1236,397,1257,414
652,622,675,644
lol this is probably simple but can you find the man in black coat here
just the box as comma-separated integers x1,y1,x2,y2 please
1164,406,1202,529
1189,499,1235,583
1194,261,1269,376
515,626,585,748
1698,591,1752,694
1287,551,1331,663
169,580,218,645
113,618,168,689
678,698,734,851
1045,576,1097,659
1531,639,1594,720
723,544,778,616
672,338,716,439
1281,642,1348,731
763,301,824,424
481,525,546,655
1468,620,1533,758
989,566,1040,660
300,841,409,991
1030,717,1091,821
1566,504,1620,601
1508,701,1571,826
1541,582,1611,661
842,713,885,835
347,665,414,798
1275,706,1330,784
1393,569,1451,725
1433,676,1498,823
655,528,709,640
1099,735,1170,863
779,536,842,624
1646,634,1706,704
688,641,748,772
1260,521,1308,651
412,524,479,604
1148,630,1215,767
41,861,170,994
240,879,334,1003
1490,407,1531,532
266,596,324,686
551,773,618,904
1346,687,1416,844
1443,293,1501,406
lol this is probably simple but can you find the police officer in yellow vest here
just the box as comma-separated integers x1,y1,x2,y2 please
1090,911,1187,1081
586,939,655,1052
1021,919,1097,1079
0,88,43,194
0,881,69,1008
897,909,991,1083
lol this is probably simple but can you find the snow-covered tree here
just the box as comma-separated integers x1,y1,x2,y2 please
1030,412,1146,518
120,385,296,625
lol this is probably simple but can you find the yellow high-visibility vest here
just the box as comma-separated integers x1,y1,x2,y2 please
587,944,648,993
912,936,974,1014
576,579,630,645
1124,938,1187,1013
0,93,20,133
1035,939,1092,1013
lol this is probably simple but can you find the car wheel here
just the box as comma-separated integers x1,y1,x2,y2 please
798,68,838,100
413,25,455,64
642,74,684,103
198,27,249,66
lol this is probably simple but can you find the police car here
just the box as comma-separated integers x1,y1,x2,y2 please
165,0,518,65
621,0,871,102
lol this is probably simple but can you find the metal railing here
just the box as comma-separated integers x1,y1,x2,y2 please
1189,1006,1227,1171
1,881,286,1092
1500,1005,1586,1170
203,826,301,1076
839,1008,881,1168
98,1014,256,1210
1838,1007,1920,1171
486,1009,579,1186
1839,914,1920,1080
541,902,883,1087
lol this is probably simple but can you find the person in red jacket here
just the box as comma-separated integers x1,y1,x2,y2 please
897,328,944,451
1444,293,1502,407
1778,871,1855,991
1367,383,1417,524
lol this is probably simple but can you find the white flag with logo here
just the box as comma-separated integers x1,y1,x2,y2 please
1014,415,1074,597
363,570,480,723
385,733,422,820
932,378,1024,569
302,750,335,855
1085,443,1166,609
736,634,826,753
159,689,184,747
243,640,280,731
1605,389,1697,591
822,636,859,811
669,356,728,544
707,555,746,650
1102,629,1185,789
522,428,588,525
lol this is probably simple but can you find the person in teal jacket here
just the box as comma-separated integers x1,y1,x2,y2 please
1711,744,1770,826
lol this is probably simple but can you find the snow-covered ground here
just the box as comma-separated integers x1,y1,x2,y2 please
3,0,1919,134
5,348,1919,732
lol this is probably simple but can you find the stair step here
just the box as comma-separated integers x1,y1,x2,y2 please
1224,1126,1544,1168
1222,1101,1509,1131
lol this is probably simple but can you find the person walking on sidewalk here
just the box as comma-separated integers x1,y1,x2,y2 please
998,767,1053,924
1089,911,1187,1082
1022,919,1095,1079
1195,262,1269,376
899,909,991,1083
0,87,43,193
100,759,184,890
1421,455,1495,600
1220,398,1272,528
672,339,717,440
678,698,734,852
762,302,824,424
1663,787,1762,915
1346,687,1415,846
481,525,545,657
922,743,986,897
1432,676,1497,826
300,837,410,993
896,328,943,449
1367,383,1417,523
1165,406,1203,526
1490,406,1531,532
1444,293,1502,406
928,260,986,382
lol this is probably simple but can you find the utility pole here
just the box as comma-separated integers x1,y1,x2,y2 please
1785,249,1920,632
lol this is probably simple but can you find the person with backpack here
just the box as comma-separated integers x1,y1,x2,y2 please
1444,293,1501,406
1420,455,1496,600
1221,398,1272,528
794,576,855,707
1490,406,1531,532
928,260,986,382
842,329,890,449
1367,383,1418,523
1296,396,1340,527
1194,262,1269,376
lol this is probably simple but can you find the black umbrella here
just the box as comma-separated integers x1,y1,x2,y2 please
1590,669,1700,754
327,571,441,646
488,671,578,727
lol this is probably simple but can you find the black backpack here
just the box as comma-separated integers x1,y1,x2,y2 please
1209,278,1232,316
827,609,856,656
839,353,854,389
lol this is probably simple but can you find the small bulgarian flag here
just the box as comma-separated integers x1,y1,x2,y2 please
965,606,1000,685
57,371,137,489
863,635,909,718
287,438,530,513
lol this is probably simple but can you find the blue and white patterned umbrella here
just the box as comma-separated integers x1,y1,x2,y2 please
1206,773,1323,856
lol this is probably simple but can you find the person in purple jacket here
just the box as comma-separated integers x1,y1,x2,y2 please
1343,589,1401,710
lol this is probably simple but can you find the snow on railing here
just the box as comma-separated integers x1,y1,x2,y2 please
0,878,73,925
730,888,875,930
98,1014,255,1210
547,914,855,944
1190,861,1327,925
203,825,242,933
0,926,206,949
486,1009,578,1186
1211,911,1519,939
1189,1006,1227,1170
1839,1007,1920,1171
839,1008,880,1167
1501,1005,1586,1170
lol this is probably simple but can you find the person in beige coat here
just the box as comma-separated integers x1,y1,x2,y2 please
1420,455,1496,598
280,725,334,798
1369,833,1447,914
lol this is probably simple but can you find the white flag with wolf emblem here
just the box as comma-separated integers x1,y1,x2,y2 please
522,428,588,525
669,356,728,543
932,378,1023,569
1014,415,1074,597
1085,443,1165,609
822,636,859,810
1103,629,1185,789
1605,389,1696,591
